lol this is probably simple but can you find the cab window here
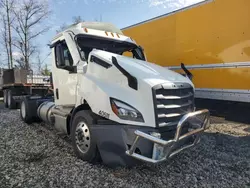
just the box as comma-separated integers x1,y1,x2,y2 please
55,41,73,68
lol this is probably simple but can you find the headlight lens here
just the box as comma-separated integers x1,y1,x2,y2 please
110,98,144,122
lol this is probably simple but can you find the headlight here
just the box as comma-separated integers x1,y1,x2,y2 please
110,98,144,122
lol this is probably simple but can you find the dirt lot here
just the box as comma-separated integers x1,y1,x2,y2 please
0,103,249,188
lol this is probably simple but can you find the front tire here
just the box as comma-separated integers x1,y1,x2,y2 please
71,110,101,163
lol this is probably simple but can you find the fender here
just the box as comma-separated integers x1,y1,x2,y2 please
68,102,92,135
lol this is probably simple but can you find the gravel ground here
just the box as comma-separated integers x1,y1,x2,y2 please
0,106,250,188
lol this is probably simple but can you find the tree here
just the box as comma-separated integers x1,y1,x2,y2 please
36,50,51,74
57,16,84,33
41,64,50,76
1,14,10,68
56,22,68,33
0,0,15,68
72,15,84,24
13,0,51,70
15,56,25,68
36,52,42,74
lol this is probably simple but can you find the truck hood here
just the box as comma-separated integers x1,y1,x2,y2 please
90,49,193,87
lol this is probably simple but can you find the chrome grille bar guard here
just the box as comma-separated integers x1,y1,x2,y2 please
125,109,210,163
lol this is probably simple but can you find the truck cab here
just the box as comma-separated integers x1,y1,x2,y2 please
20,22,210,167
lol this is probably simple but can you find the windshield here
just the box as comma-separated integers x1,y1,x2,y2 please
76,35,146,61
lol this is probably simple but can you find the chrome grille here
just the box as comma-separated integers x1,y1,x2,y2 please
153,83,194,128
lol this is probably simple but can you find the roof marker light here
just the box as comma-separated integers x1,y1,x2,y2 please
111,33,114,37
116,34,120,38
84,28,88,33
105,31,108,36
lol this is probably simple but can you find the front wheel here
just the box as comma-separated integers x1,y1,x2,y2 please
71,110,101,163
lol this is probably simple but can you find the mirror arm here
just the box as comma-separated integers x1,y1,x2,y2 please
69,66,77,73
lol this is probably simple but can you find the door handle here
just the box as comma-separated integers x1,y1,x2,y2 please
56,88,59,99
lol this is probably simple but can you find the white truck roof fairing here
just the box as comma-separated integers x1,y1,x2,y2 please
80,22,123,35
51,22,134,45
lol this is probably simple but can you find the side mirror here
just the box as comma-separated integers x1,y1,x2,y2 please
65,65,77,73
139,45,144,52
181,63,193,81
135,46,146,61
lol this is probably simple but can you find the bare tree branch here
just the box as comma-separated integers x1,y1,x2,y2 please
0,14,10,68
28,26,49,41
13,0,51,70
12,26,25,43
73,16,84,24
28,45,36,57
57,15,84,33
12,42,25,58
28,13,49,28
12,42,22,51
0,0,16,68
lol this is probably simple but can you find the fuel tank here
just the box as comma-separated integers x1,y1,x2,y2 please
37,101,55,125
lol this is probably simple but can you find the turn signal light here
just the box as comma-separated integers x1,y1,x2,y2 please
111,102,119,115
84,28,88,33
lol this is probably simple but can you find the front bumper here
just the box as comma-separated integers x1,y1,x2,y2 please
125,109,210,163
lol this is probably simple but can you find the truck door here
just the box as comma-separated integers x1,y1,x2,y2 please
52,40,77,106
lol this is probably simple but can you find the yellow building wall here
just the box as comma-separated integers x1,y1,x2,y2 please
185,67,250,89
122,0,250,90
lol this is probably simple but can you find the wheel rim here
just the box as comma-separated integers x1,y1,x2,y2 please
75,121,90,153
21,102,26,118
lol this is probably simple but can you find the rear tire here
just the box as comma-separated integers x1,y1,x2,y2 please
20,98,35,124
3,90,8,108
71,110,101,163
7,90,16,109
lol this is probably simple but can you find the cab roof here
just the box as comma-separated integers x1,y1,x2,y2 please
80,22,123,35
53,22,123,40
51,22,135,46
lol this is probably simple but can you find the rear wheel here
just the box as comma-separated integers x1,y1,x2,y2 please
7,90,16,109
20,98,35,124
3,90,9,108
71,110,101,163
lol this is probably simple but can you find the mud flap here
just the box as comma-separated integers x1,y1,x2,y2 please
91,124,155,168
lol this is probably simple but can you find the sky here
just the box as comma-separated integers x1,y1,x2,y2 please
36,0,205,69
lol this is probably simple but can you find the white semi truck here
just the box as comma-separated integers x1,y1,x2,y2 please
20,22,210,167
